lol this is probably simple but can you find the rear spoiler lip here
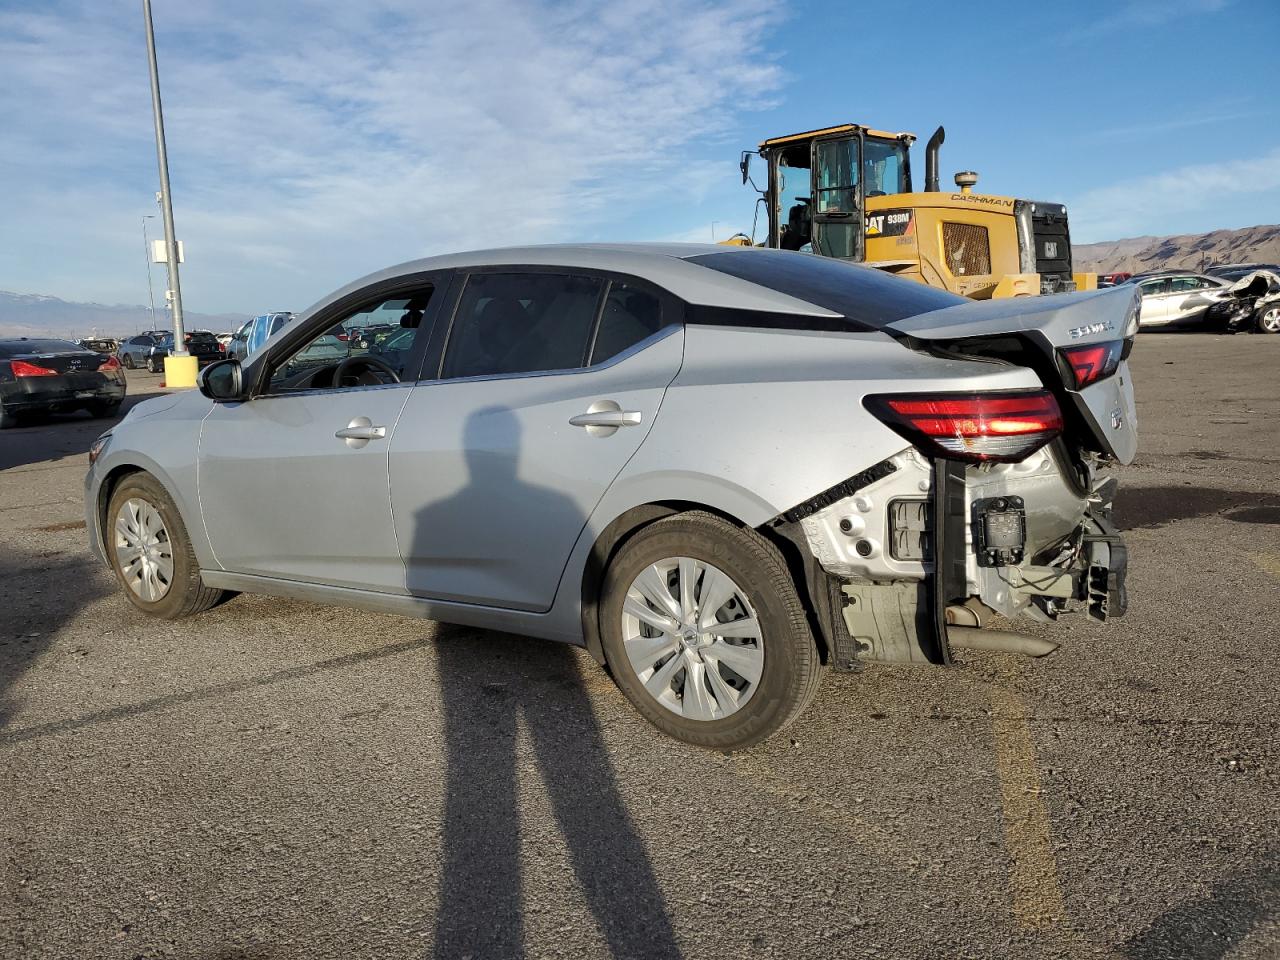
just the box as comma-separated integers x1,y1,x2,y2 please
884,285,1139,345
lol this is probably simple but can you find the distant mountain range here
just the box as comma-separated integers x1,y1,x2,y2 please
0,290,248,339
1073,223,1280,275
4,223,1278,337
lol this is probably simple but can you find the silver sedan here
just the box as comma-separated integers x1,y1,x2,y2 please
85,244,1140,749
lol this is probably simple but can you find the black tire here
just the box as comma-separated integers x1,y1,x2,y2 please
599,511,823,750
121,354,135,369
87,401,122,420
105,472,225,619
147,357,161,373
0,400,18,429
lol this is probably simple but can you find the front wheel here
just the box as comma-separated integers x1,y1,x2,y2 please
1257,304,1280,334
121,354,135,369
105,472,225,619
147,357,161,373
599,511,823,750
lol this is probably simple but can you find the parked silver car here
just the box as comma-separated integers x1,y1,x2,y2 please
1123,271,1231,328
85,245,1139,749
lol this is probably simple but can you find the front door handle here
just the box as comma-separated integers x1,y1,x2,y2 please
569,400,642,437
336,416,387,448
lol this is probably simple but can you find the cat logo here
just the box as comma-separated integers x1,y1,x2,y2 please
1043,241,1059,259
864,209,913,239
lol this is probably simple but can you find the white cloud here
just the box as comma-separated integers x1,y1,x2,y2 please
1067,147,1280,241
1064,0,1231,41
0,0,786,313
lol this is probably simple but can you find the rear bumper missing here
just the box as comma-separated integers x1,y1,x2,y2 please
780,449,1128,669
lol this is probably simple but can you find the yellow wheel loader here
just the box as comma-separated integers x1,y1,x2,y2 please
734,124,1095,298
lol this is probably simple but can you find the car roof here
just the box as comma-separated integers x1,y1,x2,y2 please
299,243,845,322
1128,270,1221,281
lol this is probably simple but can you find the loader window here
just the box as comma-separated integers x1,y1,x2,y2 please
863,139,908,196
775,146,812,252
815,139,858,214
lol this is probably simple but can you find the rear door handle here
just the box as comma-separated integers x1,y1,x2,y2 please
569,400,642,437
336,416,387,448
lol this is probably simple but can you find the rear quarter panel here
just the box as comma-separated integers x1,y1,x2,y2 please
596,324,1043,526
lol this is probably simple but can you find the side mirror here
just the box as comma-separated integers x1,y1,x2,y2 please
198,358,244,401
739,150,752,185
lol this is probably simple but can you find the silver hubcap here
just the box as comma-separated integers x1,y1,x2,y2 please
114,498,174,602
621,557,764,721
1262,308,1280,333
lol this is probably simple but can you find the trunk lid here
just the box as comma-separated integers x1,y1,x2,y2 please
13,349,114,376
886,287,1141,464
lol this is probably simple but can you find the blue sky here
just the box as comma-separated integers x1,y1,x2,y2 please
1,0,1277,314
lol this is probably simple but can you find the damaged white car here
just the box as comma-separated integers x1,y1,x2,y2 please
85,245,1138,749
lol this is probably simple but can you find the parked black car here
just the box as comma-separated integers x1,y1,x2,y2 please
0,338,126,428
144,331,226,372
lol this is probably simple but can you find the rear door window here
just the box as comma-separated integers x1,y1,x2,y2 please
589,283,667,364
442,273,604,379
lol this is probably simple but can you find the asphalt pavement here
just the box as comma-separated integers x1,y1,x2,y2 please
2,334,1278,960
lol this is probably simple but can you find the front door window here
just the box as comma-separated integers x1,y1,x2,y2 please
268,289,434,392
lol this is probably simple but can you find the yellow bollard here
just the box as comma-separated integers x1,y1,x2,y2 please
163,353,199,389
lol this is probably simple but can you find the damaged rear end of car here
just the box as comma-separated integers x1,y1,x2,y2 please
767,284,1141,669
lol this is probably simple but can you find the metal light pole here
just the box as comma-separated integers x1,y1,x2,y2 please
141,214,157,333
142,0,194,383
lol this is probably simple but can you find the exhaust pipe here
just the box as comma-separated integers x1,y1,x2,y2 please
924,125,945,192
947,626,1059,658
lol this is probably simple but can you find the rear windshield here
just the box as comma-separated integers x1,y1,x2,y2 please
688,249,964,330
0,339,87,357
188,332,218,342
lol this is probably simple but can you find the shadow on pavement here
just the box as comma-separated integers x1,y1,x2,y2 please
0,386,164,472
432,636,680,960
1113,486,1280,530
414,407,680,958
0,546,107,730
1123,849,1280,960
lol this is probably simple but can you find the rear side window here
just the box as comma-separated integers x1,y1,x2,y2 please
590,283,666,364
688,249,963,329
443,273,603,378
0,339,86,357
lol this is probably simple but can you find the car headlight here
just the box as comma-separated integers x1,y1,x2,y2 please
89,433,111,465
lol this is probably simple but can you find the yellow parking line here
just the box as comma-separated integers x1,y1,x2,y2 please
987,678,1067,930
1252,554,1280,580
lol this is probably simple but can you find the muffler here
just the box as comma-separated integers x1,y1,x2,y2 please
946,626,1059,657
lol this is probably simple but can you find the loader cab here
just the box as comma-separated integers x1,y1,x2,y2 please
757,125,913,263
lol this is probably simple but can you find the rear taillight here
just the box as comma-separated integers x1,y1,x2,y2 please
11,359,58,377
218,342,226,352
100,355,121,371
864,390,1063,464
1060,340,1124,389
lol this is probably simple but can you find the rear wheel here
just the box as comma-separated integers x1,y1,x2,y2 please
122,354,135,369
1257,304,1280,334
106,473,224,619
600,511,822,750
0,400,18,429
